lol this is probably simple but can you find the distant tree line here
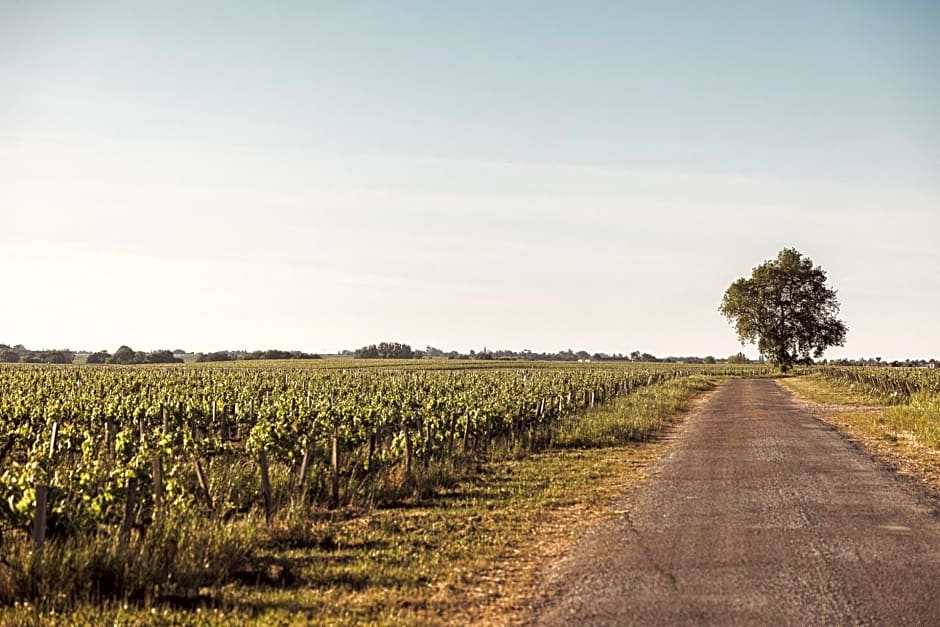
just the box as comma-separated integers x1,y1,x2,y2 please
0,345,76,364
5,341,930,368
346,343,758,364
823,357,937,368
194,349,320,363
94,346,183,365
0,343,322,365
726,352,750,364
0,344,182,365
353,342,419,359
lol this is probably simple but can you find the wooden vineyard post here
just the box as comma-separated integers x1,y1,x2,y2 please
152,406,168,511
32,486,48,569
32,421,58,570
446,421,455,461
258,449,273,523
368,431,377,472
233,402,239,441
49,421,58,458
190,416,213,512
403,421,413,481
297,443,313,497
194,459,212,511
296,393,313,494
123,412,145,542
330,427,340,508
423,421,432,468
220,403,230,441
152,457,164,509
523,403,533,451
120,477,138,549
462,415,471,454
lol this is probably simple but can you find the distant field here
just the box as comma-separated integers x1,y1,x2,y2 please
184,357,747,370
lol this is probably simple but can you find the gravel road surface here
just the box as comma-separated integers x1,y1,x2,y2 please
530,379,940,625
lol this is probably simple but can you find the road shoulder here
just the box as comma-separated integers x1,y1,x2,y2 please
777,376,940,496
518,384,722,622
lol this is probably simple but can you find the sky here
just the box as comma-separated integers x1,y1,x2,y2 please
2,1,938,360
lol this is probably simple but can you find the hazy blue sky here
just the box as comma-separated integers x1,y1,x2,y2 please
2,1,938,359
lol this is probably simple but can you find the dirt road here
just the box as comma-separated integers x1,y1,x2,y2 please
529,379,940,625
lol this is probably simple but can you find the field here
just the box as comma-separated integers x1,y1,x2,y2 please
1,361,938,624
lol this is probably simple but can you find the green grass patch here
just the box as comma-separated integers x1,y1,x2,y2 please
554,375,716,448
1,376,716,626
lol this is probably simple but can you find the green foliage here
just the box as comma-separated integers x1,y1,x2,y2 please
144,350,183,364
107,345,137,365
354,342,416,359
0,509,257,606
727,352,749,364
720,248,847,372
554,375,715,448
37,350,75,364
85,351,110,364
195,350,234,362
194,349,320,362
0,368,720,624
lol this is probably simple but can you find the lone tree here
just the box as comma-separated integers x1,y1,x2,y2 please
719,248,847,372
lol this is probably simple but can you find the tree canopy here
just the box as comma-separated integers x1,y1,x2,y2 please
354,342,416,359
719,248,847,372
108,345,138,365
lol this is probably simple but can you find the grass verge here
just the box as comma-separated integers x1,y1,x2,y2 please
1,376,716,626
779,374,940,491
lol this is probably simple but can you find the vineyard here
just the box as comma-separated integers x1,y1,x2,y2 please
813,366,940,404
0,360,760,607
1,360,938,618
806,365,940,451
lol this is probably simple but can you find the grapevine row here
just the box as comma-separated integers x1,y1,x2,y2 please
0,364,748,540
814,366,940,403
